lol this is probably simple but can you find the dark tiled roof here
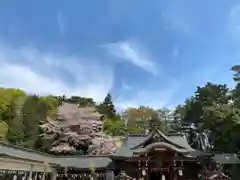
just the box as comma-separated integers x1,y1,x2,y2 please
0,142,51,162
112,130,195,157
166,134,194,151
186,150,212,158
213,153,240,164
124,135,150,149
111,147,133,157
111,133,150,157
0,142,112,169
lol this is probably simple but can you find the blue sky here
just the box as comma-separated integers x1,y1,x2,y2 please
0,0,240,110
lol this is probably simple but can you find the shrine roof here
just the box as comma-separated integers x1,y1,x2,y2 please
111,147,134,157
111,133,149,158
213,153,240,164
166,133,193,150
127,130,194,151
136,130,194,150
0,142,112,169
124,132,152,149
0,141,51,162
112,129,195,157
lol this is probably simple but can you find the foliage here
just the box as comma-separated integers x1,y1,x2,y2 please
173,67,240,153
97,93,116,119
39,96,59,120
122,106,172,133
0,121,9,140
7,115,24,145
122,106,157,133
202,103,240,152
103,115,125,136
64,96,95,107
231,65,240,82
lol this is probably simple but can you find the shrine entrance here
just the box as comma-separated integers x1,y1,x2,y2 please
149,171,161,179
149,170,170,180
111,130,203,180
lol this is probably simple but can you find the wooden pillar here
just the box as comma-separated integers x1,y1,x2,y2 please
171,160,177,180
145,159,149,180
138,160,141,180
28,164,33,180
51,169,57,180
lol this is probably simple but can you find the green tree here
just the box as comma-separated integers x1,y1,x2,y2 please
7,116,24,145
231,65,240,82
0,88,13,120
173,81,239,151
122,106,160,133
6,97,24,144
148,113,163,131
0,121,9,140
231,65,240,108
65,96,95,107
21,95,48,148
97,93,116,119
202,103,240,152
178,83,230,126
39,96,59,120
103,115,125,136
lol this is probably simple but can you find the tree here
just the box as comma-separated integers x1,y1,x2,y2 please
231,65,240,82
65,96,95,107
39,96,59,120
157,108,173,133
202,103,240,152
21,95,48,148
0,88,13,120
173,81,239,151
7,116,24,145
97,93,116,119
122,106,161,133
178,83,230,126
103,115,125,136
148,113,163,131
0,121,9,140
231,65,240,108
6,98,24,145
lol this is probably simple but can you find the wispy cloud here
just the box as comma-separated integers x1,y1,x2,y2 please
103,41,159,75
115,80,180,110
0,44,113,102
122,80,132,91
57,11,64,34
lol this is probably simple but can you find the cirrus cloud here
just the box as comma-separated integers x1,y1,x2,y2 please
103,41,159,75
0,43,113,102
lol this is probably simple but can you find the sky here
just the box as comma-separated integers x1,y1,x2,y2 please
0,0,240,110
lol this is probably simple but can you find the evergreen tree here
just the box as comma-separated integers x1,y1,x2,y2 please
21,95,48,148
97,93,116,119
5,97,24,144
7,116,24,145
